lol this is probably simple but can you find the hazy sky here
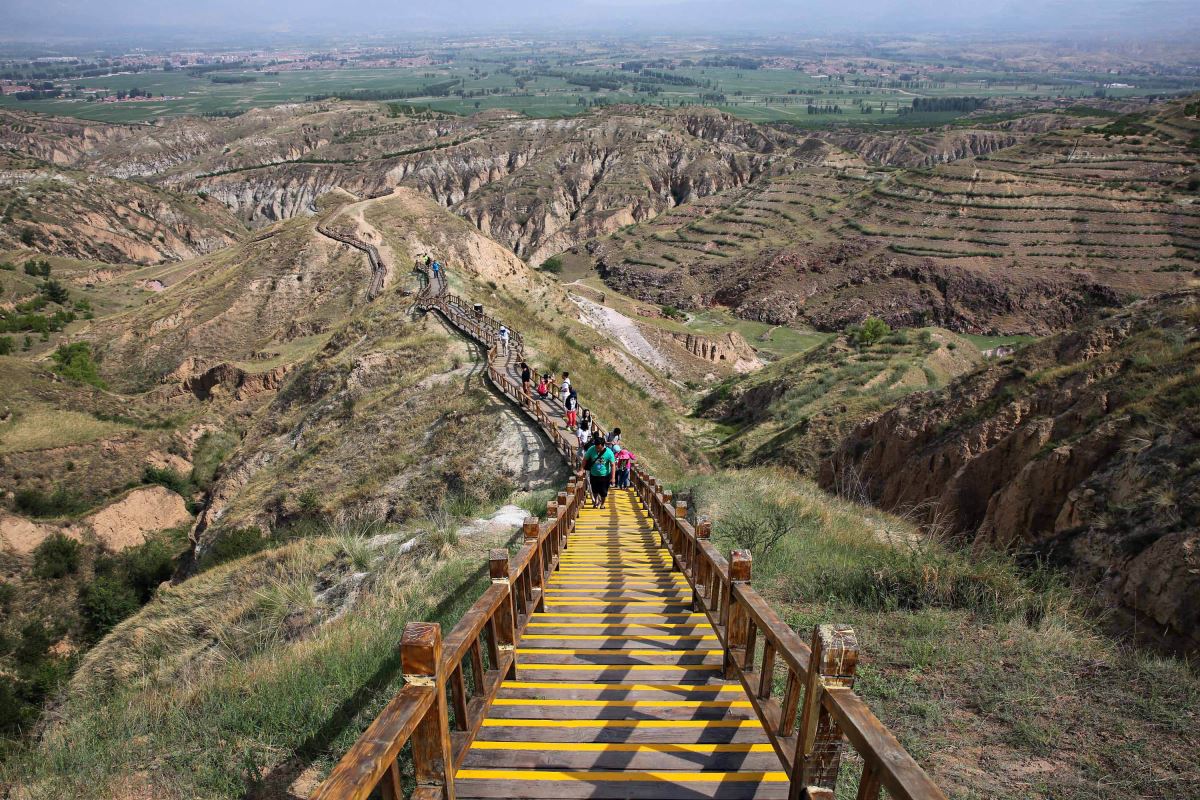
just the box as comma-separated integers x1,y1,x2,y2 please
3,0,1199,41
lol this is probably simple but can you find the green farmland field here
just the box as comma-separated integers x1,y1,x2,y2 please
3,58,1198,125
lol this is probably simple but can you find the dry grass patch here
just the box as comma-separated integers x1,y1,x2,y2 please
0,409,131,454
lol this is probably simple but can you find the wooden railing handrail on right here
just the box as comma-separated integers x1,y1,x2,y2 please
633,468,948,800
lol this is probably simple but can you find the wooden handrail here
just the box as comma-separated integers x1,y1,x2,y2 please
631,466,948,800
312,473,584,800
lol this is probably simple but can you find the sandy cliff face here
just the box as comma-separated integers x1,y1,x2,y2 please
822,291,1200,652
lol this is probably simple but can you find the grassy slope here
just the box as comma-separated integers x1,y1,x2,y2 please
677,469,1199,800
362,190,700,481
699,327,981,472
3,527,515,798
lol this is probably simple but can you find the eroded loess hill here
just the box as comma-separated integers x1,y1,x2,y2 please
700,326,981,473
0,153,245,264
822,290,1200,652
591,96,1200,334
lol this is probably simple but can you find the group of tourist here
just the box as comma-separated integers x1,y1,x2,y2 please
514,360,636,509
429,246,634,511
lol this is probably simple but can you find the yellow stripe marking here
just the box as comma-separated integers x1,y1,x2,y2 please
521,634,716,640
481,718,759,727
517,647,720,655
469,742,773,752
501,681,741,691
454,769,788,782
520,664,721,671
492,699,750,707
532,618,705,623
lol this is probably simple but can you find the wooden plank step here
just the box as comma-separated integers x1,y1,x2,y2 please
517,649,721,665
461,742,782,771
520,637,716,649
516,665,723,681
487,700,755,721
498,682,743,700
474,719,770,744
453,769,789,798
523,624,713,634
540,603,694,613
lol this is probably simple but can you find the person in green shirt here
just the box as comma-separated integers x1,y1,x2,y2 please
583,440,617,509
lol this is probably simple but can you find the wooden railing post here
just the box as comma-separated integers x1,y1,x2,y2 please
523,517,543,610
792,624,860,800
660,489,673,545
674,500,688,569
403,622,455,800
725,550,751,680
490,549,517,680
693,516,711,611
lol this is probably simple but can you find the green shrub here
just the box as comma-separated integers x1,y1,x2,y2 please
118,538,177,602
141,465,190,497
0,335,13,355
198,527,268,571
297,489,322,516
31,533,82,579
190,430,239,491
539,256,564,273
51,343,105,389
15,486,90,517
40,279,69,305
845,317,891,348
80,576,139,638
0,580,14,612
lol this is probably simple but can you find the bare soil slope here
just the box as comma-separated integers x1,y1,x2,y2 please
822,290,1200,652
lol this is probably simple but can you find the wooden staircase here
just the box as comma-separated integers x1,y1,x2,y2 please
309,261,947,800
455,489,788,799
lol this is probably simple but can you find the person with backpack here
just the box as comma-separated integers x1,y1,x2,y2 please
583,437,617,509
606,427,622,447
576,415,592,461
520,361,532,396
559,372,571,408
564,388,579,429
615,446,635,489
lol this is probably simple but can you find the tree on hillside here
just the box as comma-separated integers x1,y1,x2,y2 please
846,317,891,348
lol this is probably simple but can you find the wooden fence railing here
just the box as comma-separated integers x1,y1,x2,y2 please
632,469,947,800
311,260,946,800
311,475,586,800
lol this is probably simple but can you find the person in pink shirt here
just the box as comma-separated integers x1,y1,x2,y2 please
614,446,635,489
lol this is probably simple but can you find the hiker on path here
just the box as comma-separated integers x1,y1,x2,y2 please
536,375,550,400
576,415,592,461
583,437,617,509
520,361,532,396
606,427,622,447
564,388,579,429
615,446,635,489
498,325,510,352
559,372,571,408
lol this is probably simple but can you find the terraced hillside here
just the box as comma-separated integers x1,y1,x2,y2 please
699,326,981,473
590,96,1200,334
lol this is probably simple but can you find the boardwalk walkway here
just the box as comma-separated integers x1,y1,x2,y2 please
455,490,787,799
310,260,946,800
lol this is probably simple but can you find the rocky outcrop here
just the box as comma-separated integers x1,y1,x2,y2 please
159,357,291,402
669,331,762,372
821,291,1200,653
818,128,1025,167
0,166,245,264
604,238,1123,335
